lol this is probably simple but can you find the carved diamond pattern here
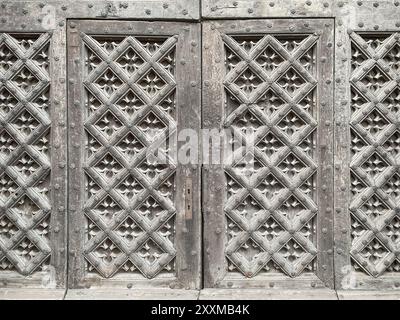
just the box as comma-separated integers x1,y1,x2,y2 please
0,87,19,116
350,33,400,276
11,66,40,94
137,111,167,141
95,68,123,97
277,67,306,96
0,129,18,159
278,239,307,265
361,153,388,180
116,217,144,246
116,174,144,202
360,194,390,220
0,43,17,74
12,152,41,179
256,132,284,158
384,216,400,244
278,153,307,179
223,33,319,278
360,66,390,94
382,87,400,115
0,215,18,240
0,33,52,277
116,47,144,76
360,109,389,137
137,69,166,98
234,68,262,96
116,90,146,118
82,34,177,279
382,173,400,202
94,111,123,138
383,43,400,74
93,153,123,182
12,237,40,265
255,46,284,74
0,173,18,202
258,217,284,241
360,238,390,267
11,108,41,138
115,132,144,160
277,110,307,137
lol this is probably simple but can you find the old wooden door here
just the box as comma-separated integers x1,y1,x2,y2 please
203,19,335,289
67,21,201,289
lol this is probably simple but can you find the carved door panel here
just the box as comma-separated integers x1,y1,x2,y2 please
203,19,335,289
67,21,201,289
0,28,67,287
334,30,400,290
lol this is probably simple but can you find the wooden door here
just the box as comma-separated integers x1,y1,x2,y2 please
67,21,201,289
203,19,335,289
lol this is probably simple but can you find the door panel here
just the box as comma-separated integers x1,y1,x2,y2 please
0,31,67,288
67,21,201,289
334,30,400,290
203,19,335,289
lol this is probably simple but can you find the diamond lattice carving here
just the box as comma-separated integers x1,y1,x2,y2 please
350,32,400,276
223,33,319,278
82,34,177,279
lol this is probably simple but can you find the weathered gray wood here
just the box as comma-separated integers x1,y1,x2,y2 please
0,12,67,289
199,289,338,300
65,288,199,300
67,20,201,290
0,0,199,21
203,19,335,289
333,3,400,291
0,288,65,300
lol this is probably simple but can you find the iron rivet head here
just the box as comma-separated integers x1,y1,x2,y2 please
248,8,254,13
22,9,28,15
163,3,169,9
1,3,6,9
358,22,364,28
396,1,400,6
145,9,151,15
357,1,363,6
21,24,26,29
127,283,133,289
323,2,329,7
61,5,67,11
374,25,379,30
59,21,64,27
182,9,188,15
270,2,275,7
306,0,312,5
211,6,217,11
338,1,344,7
373,2,379,7
70,22,76,28
88,3,93,8
291,9,296,14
